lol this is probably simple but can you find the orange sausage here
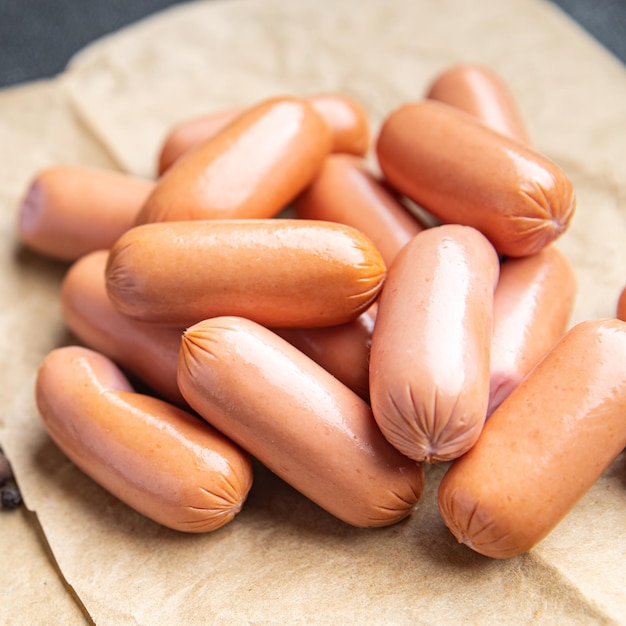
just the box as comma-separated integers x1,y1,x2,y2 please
177,316,424,527
17,165,154,261
488,246,576,415
137,96,332,224
156,93,369,175
106,219,386,328
273,304,377,400
376,100,576,257
617,286,626,321
61,250,185,407
36,345,253,532
369,224,499,463
157,106,243,175
294,154,426,266
425,63,531,144
438,318,626,558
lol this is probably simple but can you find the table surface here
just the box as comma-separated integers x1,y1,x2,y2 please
0,0,624,88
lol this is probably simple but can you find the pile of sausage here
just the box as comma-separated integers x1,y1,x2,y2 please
18,64,626,559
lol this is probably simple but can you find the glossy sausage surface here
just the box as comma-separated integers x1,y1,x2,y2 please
61,250,186,407
137,96,332,224
273,304,377,400
438,318,626,558
17,165,154,261
369,224,499,463
488,245,576,415
294,154,426,266
425,63,531,144
106,219,386,328
156,93,369,174
177,316,424,528
376,100,576,257
36,346,253,533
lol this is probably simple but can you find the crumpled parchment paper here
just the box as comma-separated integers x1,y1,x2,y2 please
1,0,625,624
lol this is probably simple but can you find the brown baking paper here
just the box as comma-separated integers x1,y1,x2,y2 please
2,0,626,624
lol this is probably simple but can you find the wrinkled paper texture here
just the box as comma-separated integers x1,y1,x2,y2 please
1,0,626,624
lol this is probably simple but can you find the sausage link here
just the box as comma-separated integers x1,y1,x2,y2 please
438,318,626,558
488,245,577,415
156,93,369,175
294,154,426,266
425,63,531,144
177,316,424,528
17,165,153,261
617,286,626,321
105,219,386,328
36,346,253,532
376,100,576,257
61,250,185,407
137,96,332,224
369,224,499,463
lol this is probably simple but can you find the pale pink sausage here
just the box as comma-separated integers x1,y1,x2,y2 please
488,245,577,415
156,93,369,175
136,96,332,224
105,219,386,328
36,346,253,533
369,224,499,463
61,250,185,407
17,165,154,261
425,63,531,144
177,316,424,528
273,304,377,400
438,318,626,558
376,100,576,257
294,154,426,266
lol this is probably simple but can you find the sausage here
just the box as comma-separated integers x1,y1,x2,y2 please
438,318,626,559
17,165,154,261
294,154,426,266
61,250,186,407
369,224,499,463
137,96,332,224
157,106,244,175
106,219,386,328
36,345,253,532
617,286,626,321
376,100,576,257
425,63,531,144
273,304,377,400
177,316,424,527
156,93,369,175
488,245,577,415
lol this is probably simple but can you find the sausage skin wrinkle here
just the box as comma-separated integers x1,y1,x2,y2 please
369,224,499,463
376,100,576,257
177,316,424,528
438,318,626,559
36,346,253,533
106,219,386,328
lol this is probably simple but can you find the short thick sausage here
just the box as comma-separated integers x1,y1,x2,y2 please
61,250,185,407
36,346,253,532
438,318,626,558
137,96,332,224
177,316,424,528
369,224,499,463
294,154,426,266
273,304,377,400
376,100,576,257
156,93,369,174
106,219,386,328
488,245,576,415
425,63,531,144
17,165,153,261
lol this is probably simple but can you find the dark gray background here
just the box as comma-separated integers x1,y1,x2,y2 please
0,0,624,88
